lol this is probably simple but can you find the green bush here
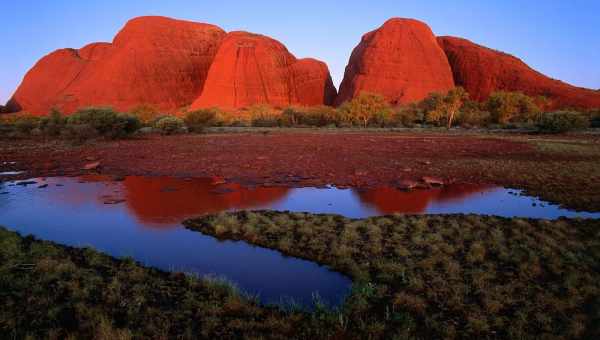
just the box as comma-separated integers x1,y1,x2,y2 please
129,104,162,125
63,123,99,143
537,111,590,133
306,107,342,127
251,114,280,127
486,91,540,124
249,105,279,127
421,87,469,128
39,108,66,136
184,109,218,132
67,107,141,139
279,107,300,127
339,92,392,127
119,113,142,134
455,101,490,127
392,104,421,127
13,114,41,134
154,116,185,135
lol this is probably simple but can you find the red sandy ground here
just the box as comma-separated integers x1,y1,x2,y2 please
1,131,599,210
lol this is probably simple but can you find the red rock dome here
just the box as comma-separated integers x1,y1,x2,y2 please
191,31,336,109
437,36,600,110
336,18,455,106
7,16,226,115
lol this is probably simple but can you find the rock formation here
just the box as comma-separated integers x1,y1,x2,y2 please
336,18,455,106
7,16,599,114
190,31,336,109
7,16,226,115
438,36,600,109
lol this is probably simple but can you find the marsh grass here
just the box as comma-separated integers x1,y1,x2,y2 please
3,211,600,339
185,211,600,339
0,227,331,339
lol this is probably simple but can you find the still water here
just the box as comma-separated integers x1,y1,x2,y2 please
0,175,598,306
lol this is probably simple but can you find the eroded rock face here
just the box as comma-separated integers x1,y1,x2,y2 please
191,31,336,109
438,36,600,110
7,16,226,115
337,18,455,106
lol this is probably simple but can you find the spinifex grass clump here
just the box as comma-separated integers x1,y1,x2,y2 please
185,211,600,339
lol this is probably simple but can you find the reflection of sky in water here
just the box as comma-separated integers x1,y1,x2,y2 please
0,176,598,306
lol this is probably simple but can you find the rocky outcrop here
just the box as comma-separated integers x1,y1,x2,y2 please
7,16,226,115
336,18,455,106
5,48,88,114
8,16,598,114
191,31,336,109
437,36,600,109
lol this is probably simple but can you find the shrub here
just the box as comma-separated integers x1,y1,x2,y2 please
0,105,6,113
129,104,162,125
590,109,600,128
455,101,490,127
486,91,540,124
213,108,247,127
67,107,141,139
184,109,218,132
279,107,300,127
154,116,185,135
534,95,552,112
39,108,66,136
421,87,469,128
13,113,41,134
119,113,142,135
249,105,279,127
393,104,421,127
300,106,342,127
339,92,392,127
63,123,99,143
537,111,589,133
421,93,447,126
148,114,170,128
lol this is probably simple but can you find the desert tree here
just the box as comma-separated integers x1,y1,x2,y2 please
340,92,392,127
445,87,469,128
486,91,540,124
421,87,468,128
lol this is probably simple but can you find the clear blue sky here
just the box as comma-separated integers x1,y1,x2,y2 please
2,0,600,104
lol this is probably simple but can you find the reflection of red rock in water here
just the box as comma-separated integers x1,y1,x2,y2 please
356,184,496,214
122,177,290,227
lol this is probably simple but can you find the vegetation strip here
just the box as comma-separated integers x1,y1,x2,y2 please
184,211,600,339
0,226,339,339
3,210,600,338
